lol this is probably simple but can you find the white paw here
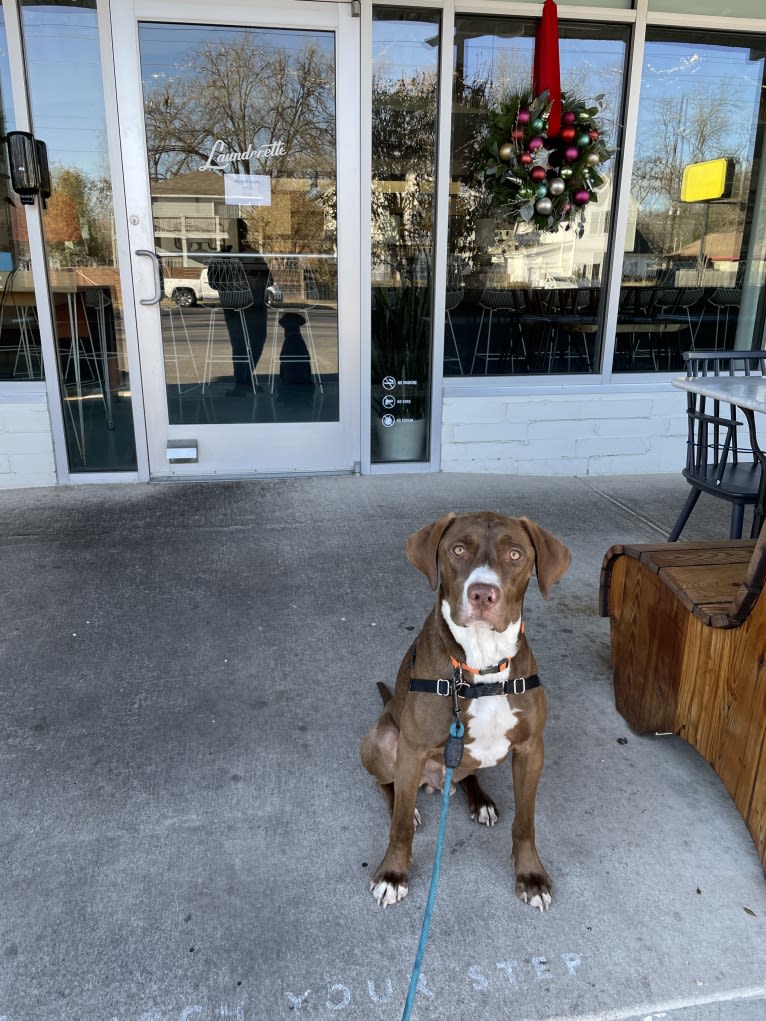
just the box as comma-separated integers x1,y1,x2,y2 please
370,879,409,907
520,890,552,912
472,804,498,826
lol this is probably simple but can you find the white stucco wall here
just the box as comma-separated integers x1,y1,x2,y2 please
0,389,57,489
441,384,687,475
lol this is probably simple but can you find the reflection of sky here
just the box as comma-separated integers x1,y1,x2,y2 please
455,27,626,100
642,40,764,94
372,18,440,80
140,23,334,91
0,14,15,133
21,6,107,176
637,39,763,161
19,11,337,179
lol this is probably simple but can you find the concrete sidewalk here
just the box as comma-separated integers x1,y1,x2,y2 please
0,473,764,1021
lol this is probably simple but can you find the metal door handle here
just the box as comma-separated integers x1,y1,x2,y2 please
135,249,162,305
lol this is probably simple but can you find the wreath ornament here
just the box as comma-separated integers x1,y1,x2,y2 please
481,90,611,234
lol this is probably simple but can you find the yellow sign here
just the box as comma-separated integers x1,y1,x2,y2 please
680,157,735,203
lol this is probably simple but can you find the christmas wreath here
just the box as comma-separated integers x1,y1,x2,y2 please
480,90,611,233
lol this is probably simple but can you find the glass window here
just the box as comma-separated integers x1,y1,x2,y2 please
510,0,629,5
370,6,440,463
21,0,137,471
617,29,766,373
446,15,628,377
649,0,763,14
504,0,631,6
140,22,338,425
0,3,44,382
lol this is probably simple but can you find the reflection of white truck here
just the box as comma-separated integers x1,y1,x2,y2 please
162,267,219,306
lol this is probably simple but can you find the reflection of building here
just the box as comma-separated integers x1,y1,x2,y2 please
151,173,328,269
674,231,766,284
151,175,228,263
489,178,613,287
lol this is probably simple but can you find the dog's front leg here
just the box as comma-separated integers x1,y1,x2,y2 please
510,735,552,911
370,736,427,907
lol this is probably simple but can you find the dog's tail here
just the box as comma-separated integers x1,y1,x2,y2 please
376,681,393,706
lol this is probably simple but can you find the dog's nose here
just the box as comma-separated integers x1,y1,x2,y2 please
467,583,500,609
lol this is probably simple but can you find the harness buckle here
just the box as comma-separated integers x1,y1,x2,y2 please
511,676,527,695
435,677,451,697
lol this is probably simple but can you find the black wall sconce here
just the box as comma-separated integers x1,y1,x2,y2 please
6,131,50,207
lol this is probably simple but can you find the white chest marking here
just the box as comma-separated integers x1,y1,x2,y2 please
440,563,524,768
441,598,522,669
465,696,519,768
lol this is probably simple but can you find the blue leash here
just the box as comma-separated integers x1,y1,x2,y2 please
401,719,465,1021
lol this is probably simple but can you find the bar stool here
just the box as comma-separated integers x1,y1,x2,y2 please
444,258,464,375
472,269,528,373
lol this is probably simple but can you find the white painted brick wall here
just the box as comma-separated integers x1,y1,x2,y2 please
0,391,57,488
0,383,689,485
441,386,687,476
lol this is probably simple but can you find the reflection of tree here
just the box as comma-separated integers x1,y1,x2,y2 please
632,90,743,210
370,72,437,406
631,86,750,255
41,166,113,266
143,34,335,181
371,72,437,259
44,192,82,244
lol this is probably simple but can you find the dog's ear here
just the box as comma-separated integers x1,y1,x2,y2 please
405,513,456,590
519,517,571,599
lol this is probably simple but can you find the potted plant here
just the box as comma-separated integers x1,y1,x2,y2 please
371,257,432,460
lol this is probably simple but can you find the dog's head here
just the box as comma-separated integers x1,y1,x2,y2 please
279,312,306,335
405,512,571,635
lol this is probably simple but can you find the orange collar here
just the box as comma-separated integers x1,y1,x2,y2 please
450,655,509,676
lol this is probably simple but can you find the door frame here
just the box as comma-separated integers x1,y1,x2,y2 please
109,0,362,478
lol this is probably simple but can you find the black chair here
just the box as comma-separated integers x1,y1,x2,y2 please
669,350,766,541
531,286,598,373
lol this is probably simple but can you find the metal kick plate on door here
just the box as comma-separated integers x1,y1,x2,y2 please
167,439,198,463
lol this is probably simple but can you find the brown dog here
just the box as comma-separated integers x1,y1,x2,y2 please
361,511,570,910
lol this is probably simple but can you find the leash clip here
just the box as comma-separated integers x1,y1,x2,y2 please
451,664,468,718
452,663,472,701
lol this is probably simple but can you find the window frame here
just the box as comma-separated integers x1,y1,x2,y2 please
363,0,766,427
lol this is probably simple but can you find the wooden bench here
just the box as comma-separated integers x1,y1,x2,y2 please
599,532,766,871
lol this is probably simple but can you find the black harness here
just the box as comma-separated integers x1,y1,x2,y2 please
408,645,542,704
409,670,541,699
407,646,541,769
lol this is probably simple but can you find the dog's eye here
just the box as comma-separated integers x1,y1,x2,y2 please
508,549,522,561
452,544,466,556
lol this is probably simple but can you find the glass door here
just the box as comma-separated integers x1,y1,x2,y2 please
113,1,360,477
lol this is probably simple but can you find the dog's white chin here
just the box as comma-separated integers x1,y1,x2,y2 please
441,599,522,673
